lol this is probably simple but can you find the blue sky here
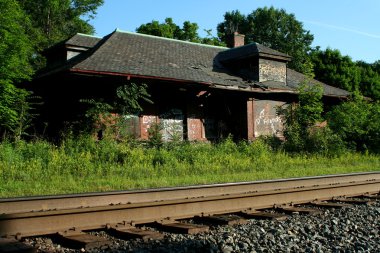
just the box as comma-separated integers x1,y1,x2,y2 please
90,0,380,63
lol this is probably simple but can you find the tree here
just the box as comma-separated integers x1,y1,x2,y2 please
17,0,104,69
277,83,345,155
356,61,380,101
216,10,246,42
217,7,314,74
279,84,322,151
310,48,361,93
136,18,224,46
0,0,34,82
0,0,104,140
81,82,153,139
327,96,380,153
137,18,182,40
0,0,35,139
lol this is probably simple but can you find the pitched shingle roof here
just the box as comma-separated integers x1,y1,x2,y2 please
217,43,291,63
65,33,102,48
287,69,349,97
62,30,348,98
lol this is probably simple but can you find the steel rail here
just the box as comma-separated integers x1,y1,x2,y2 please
0,173,379,238
1,172,379,214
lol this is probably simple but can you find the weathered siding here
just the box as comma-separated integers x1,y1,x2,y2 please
67,50,81,60
252,100,286,138
140,115,157,140
247,99,255,141
259,59,287,83
160,108,184,142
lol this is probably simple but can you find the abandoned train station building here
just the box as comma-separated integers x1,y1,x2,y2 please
34,29,349,141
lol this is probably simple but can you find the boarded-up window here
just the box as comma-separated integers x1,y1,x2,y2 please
254,100,286,138
119,114,140,138
160,109,184,142
204,118,217,140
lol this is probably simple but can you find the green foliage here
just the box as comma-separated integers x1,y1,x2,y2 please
17,0,104,48
81,82,152,140
14,0,103,70
311,48,380,101
279,83,323,130
115,83,153,115
310,48,361,93
147,123,163,149
0,0,34,81
356,61,380,101
217,10,247,40
298,84,323,127
278,83,345,155
0,82,22,133
81,99,113,121
217,7,314,74
137,18,182,40
136,17,224,46
136,17,202,43
305,127,346,156
1,136,379,197
0,0,40,140
0,0,104,141
0,84,37,141
327,97,380,153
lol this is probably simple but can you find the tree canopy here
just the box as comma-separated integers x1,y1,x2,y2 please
310,48,380,100
0,0,35,137
0,0,104,139
17,0,104,49
136,18,198,42
0,0,34,82
136,18,224,46
310,48,361,93
217,7,314,74
327,97,380,153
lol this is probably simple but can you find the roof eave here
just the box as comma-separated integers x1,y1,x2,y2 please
70,68,213,86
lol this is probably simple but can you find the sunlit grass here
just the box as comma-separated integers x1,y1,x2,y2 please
0,137,379,197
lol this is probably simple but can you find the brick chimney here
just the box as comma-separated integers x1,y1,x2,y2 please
226,32,245,48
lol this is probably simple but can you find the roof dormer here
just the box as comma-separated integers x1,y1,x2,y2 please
217,41,292,84
43,33,101,69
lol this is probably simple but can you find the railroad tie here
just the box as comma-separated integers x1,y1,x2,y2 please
157,221,209,234
277,206,322,215
332,197,375,205
109,225,164,241
310,201,353,208
240,210,288,221
0,238,36,253
361,193,380,200
196,214,248,226
57,231,111,251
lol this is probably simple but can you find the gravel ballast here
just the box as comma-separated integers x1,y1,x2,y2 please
25,200,380,252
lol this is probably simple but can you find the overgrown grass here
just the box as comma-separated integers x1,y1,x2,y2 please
1,136,379,197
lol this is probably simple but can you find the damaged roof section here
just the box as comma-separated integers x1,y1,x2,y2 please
217,42,291,63
65,33,102,49
42,33,102,69
45,29,349,98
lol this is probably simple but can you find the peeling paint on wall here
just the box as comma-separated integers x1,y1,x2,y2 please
160,108,184,142
140,115,157,139
188,117,203,141
259,59,287,83
254,100,286,138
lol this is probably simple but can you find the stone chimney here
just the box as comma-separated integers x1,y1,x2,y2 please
226,32,245,48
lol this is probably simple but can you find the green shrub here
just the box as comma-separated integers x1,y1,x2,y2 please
305,127,346,156
0,135,379,197
147,123,163,149
327,98,380,153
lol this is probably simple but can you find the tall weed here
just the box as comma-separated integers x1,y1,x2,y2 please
0,137,379,197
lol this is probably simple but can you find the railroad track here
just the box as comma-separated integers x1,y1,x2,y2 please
1,172,380,251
